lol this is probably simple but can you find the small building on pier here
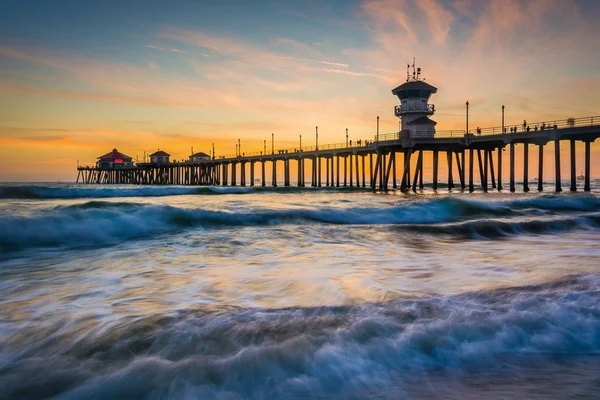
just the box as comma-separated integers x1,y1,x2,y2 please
96,148,133,169
189,151,211,163
392,60,437,139
150,150,170,164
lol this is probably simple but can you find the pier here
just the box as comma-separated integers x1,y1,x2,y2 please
76,115,600,192
77,63,599,192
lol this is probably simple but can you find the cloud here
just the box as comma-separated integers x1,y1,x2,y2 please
145,44,189,53
322,68,390,80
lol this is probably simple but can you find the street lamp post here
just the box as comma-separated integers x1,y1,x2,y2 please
377,116,380,142
299,134,302,151
346,128,348,147
238,139,241,157
466,101,470,133
502,105,505,134
212,143,215,160
315,126,318,150
264,140,266,155
272,133,274,155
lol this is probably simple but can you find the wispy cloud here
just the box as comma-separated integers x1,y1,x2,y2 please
145,44,189,53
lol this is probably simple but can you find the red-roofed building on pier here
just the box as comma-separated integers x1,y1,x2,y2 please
96,148,134,169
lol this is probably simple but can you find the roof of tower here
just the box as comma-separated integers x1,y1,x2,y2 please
392,80,438,95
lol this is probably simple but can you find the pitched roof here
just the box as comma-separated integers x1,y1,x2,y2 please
392,80,438,94
190,152,210,158
407,116,437,125
150,150,170,157
97,148,133,161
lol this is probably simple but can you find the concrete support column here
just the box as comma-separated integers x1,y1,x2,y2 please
250,162,255,186
326,157,330,186
447,151,454,189
261,161,266,187
384,152,394,190
336,156,340,187
419,151,424,189
371,152,381,190
497,147,503,190
510,143,515,192
349,154,353,187
433,150,439,191
570,139,577,192
585,141,591,192
401,150,411,191
523,143,529,192
344,156,347,187
354,154,360,187
412,151,422,191
483,149,489,192
538,145,544,192
392,153,397,188
362,156,366,187
469,149,474,192
272,160,277,187
369,154,373,187
241,162,246,186
317,157,322,187
455,152,465,189
489,150,496,189
380,153,386,189
554,140,562,192
232,162,237,186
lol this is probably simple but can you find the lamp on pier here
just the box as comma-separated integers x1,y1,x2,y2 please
466,101,470,134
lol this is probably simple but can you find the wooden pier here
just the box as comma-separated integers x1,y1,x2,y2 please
77,116,600,192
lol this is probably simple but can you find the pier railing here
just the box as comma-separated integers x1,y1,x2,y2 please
394,103,435,116
467,115,600,136
77,115,600,167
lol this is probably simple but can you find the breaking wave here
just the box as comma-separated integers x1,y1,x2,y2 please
1,274,599,399
0,184,366,199
1,196,600,251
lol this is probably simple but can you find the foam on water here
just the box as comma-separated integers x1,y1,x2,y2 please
1,275,598,399
2,196,600,251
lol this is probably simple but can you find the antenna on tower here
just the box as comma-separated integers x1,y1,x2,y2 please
412,57,416,81
406,63,410,82
417,67,421,81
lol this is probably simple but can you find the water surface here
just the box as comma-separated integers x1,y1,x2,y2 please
1,182,599,399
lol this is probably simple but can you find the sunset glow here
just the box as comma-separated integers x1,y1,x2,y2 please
1,0,599,181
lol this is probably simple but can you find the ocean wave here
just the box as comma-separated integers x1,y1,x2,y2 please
0,184,367,199
1,274,599,399
2,196,600,251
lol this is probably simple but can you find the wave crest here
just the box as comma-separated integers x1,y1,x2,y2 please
2,196,600,251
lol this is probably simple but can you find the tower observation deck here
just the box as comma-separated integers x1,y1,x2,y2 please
392,59,437,138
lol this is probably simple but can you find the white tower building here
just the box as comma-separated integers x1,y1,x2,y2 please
392,60,437,138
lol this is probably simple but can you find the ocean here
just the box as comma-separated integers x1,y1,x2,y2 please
1,182,599,399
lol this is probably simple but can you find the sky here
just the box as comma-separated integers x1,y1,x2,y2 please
1,0,600,181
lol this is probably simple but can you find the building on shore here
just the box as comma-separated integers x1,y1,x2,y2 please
96,148,133,169
150,150,170,164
